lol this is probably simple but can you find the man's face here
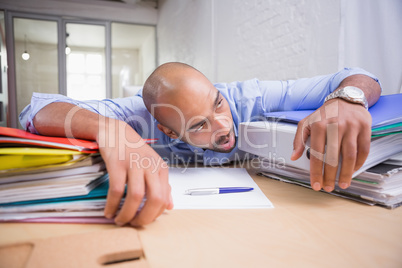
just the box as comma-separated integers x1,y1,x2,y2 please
155,82,236,153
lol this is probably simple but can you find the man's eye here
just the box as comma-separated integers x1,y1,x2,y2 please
195,122,206,132
217,99,223,108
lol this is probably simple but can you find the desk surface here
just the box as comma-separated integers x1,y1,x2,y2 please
1,169,401,268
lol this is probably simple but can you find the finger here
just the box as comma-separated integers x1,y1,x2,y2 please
338,131,357,189
309,122,326,191
291,119,310,160
156,200,167,219
166,180,174,210
167,193,174,210
114,169,145,226
154,166,171,218
104,166,126,219
130,171,164,226
322,122,341,192
159,165,173,210
354,124,371,172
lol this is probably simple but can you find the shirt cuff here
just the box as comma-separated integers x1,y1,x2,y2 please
19,92,79,133
331,67,382,93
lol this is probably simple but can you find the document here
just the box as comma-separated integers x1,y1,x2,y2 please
169,167,274,209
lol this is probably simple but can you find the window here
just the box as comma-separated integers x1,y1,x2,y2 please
65,22,106,100
7,12,156,128
67,52,106,100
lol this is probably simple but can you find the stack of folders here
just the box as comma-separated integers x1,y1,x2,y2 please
239,94,402,208
0,127,114,223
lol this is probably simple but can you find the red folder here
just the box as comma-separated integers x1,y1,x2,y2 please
0,127,157,153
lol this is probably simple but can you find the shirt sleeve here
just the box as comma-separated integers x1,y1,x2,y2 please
19,92,152,135
258,67,381,113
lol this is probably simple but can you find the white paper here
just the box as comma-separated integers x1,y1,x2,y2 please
169,167,274,209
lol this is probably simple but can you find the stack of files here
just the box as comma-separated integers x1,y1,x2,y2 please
0,127,108,222
0,127,157,223
257,160,402,208
384,152,402,165
0,178,116,223
238,94,402,208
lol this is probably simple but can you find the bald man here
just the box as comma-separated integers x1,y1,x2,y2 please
20,62,381,226
143,63,237,153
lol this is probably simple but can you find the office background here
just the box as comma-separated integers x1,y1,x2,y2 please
0,0,401,129
157,0,401,94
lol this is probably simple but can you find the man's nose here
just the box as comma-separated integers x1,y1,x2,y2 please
214,115,230,131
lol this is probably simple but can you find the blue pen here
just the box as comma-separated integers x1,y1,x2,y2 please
185,187,254,195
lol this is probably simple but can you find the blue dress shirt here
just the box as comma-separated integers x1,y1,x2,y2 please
19,67,380,165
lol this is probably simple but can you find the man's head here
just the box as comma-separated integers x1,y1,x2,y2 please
143,62,235,153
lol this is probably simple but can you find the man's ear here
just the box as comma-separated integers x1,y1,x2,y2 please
157,124,179,139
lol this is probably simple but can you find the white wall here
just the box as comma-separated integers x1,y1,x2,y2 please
340,0,402,94
140,28,157,85
158,0,340,83
157,0,215,80
215,0,341,83
157,0,401,95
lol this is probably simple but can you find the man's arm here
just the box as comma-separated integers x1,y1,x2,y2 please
291,74,381,192
33,102,173,226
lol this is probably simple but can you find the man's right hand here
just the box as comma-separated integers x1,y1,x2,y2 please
33,102,173,226
97,118,173,226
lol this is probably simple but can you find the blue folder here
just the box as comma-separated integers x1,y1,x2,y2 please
264,93,402,134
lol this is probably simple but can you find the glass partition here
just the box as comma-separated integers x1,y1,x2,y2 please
66,23,106,100
7,12,157,128
111,23,155,98
13,18,58,122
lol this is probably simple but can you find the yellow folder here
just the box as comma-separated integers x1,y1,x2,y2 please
0,148,84,170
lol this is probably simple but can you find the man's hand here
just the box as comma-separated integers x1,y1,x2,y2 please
97,118,173,226
33,102,173,226
291,99,372,192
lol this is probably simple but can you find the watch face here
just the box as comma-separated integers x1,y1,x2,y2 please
344,86,363,98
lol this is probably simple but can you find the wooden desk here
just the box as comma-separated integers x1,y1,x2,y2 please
1,169,401,267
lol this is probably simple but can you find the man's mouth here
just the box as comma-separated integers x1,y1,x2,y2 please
216,131,235,151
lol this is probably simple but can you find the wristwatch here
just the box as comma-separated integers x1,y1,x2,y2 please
324,86,368,110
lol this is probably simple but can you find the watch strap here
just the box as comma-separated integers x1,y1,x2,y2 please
324,86,368,110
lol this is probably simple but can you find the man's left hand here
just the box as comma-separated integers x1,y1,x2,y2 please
291,99,372,192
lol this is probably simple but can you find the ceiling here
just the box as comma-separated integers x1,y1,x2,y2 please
14,18,155,49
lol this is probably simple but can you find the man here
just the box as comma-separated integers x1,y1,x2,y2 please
20,62,381,226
